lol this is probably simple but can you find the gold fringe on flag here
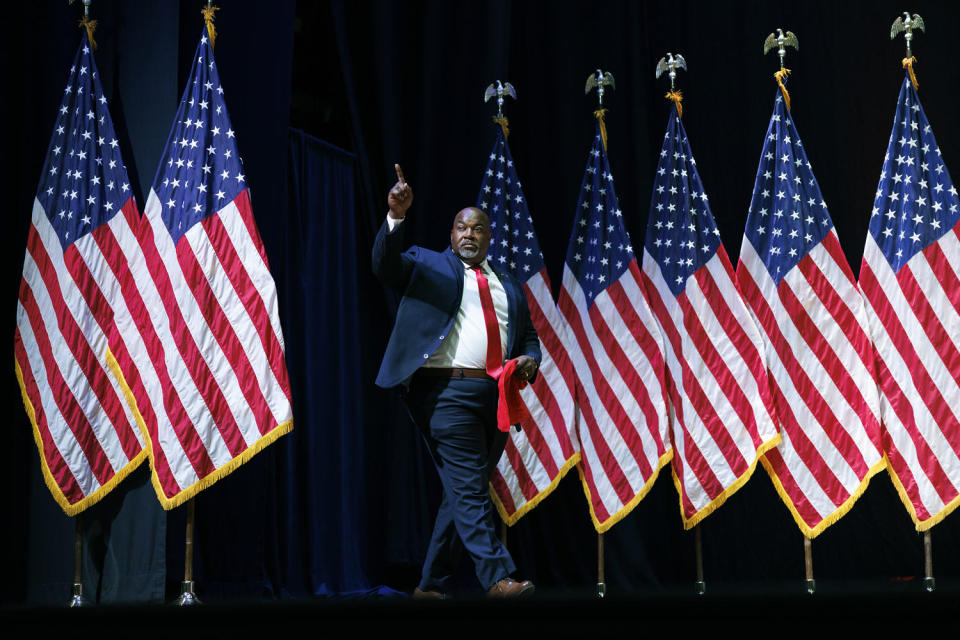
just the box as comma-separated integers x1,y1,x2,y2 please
902,56,919,90
664,90,683,119
593,108,608,151
78,15,97,50
774,68,791,112
202,4,220,49
493,116,510,140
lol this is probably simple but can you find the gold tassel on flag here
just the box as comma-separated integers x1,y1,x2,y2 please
774,68,791,112
902,56,919,90
493,116,510,140
202,3,220,49
593,108,608,151
78,15,97,49
664,90,683,119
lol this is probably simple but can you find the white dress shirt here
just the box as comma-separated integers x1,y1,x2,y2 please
387,216,509,369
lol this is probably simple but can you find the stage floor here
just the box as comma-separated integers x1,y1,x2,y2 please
5,583,960,634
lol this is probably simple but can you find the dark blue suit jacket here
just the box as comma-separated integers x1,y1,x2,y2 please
372,219,541,389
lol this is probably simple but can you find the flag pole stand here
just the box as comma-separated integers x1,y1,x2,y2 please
803,537,815,594
596,533,606,598
694,525,705,595
175,499,201,606
923,530,935,592
68,514,89,607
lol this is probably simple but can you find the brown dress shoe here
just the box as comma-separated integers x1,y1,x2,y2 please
486,578,535,598
413,587,449,600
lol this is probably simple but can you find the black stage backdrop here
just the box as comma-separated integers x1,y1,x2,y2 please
5,0,960,604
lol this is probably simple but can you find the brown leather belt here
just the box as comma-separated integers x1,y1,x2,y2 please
417,367,492,380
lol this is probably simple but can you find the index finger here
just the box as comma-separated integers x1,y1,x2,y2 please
394,163,407,185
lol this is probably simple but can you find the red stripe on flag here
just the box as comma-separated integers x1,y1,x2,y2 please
923,240,960,322
692,267,767,451
860,262,957,507
94,226,187,499
175,233,272,445
18,274,113,486
796,251,878,387
641,271,726,503
504,436,538,501
559,290,636,508
231,190,272,270
137,218,221,484
14,327,85,504
898,262,960,394
763,445,823,523
738,267,864,506
777,271,871,476
490,469,518,515
820,232,858,289
203,207,293,413
607,272,669,448
678,291,753,474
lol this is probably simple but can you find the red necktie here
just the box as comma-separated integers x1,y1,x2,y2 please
472,265,504,379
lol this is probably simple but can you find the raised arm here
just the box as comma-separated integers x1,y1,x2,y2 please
372,164,416,290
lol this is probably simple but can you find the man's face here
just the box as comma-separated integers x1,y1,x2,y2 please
450,208,491,266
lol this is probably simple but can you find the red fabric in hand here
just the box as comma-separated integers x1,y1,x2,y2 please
497,359,531,432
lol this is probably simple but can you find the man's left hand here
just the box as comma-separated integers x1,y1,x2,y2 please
512,356,538,382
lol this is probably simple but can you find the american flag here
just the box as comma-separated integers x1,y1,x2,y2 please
115,31,293,508
641,107,779,527
476,127,580,524
859,74,960,530
14,35,146,514
737,89,884,537
557,123,672,533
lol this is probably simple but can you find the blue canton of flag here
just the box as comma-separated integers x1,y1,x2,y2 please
566,127,634,304
868,77,960,271
153,32,246,241
644,111,721,296
744,91,832,281
477,130,544,277
37,38,132,248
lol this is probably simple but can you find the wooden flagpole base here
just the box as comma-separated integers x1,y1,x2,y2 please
923,530,935,592
596,532,606,598
174,499,201,606
68,514,89,607
694,525,705,595
803,536,815,594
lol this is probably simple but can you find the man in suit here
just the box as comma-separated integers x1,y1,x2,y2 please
373,165,539,598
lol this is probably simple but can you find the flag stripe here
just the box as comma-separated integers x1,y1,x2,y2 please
738,254,864,505
29,217,135,475
14,325,85,502
177,227,273,445
642,268,727,502
104,206,201,497
861,251,958,510
204,195,292,410
17,277,112,487
560,286,639,506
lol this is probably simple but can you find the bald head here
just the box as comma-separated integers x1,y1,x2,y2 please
450,207,492,265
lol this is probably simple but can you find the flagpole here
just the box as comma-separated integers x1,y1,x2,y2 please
500,520,507,547
68,514,89,607
923,530,935,592
596,532,606,598
694,524,705,595
803,537,815,594
175,498,201,605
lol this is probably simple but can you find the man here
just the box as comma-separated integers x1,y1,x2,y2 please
373,165,539,598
